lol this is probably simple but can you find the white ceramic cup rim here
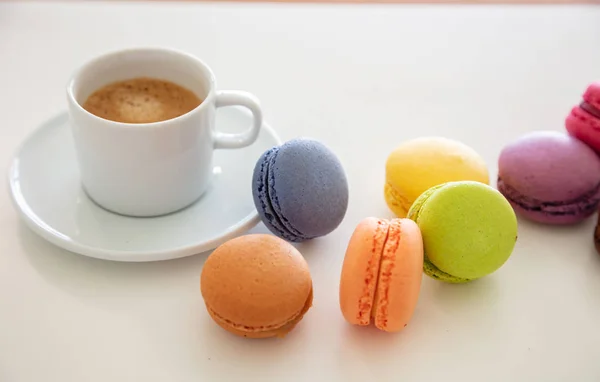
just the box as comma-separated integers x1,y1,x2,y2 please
66,47,217,129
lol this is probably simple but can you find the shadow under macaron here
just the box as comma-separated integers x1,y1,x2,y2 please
193,298,314,374
424,276,502,314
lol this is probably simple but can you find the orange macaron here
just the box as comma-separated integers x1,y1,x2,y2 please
339,217,423,332
200,234,313,339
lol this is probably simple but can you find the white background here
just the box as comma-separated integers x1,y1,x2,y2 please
1,2,600,381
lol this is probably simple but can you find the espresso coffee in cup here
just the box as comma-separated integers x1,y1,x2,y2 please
67,47,263,217
82,77,202,124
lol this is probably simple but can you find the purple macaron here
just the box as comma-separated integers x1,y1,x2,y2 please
497,131,600,224
252,138,349,242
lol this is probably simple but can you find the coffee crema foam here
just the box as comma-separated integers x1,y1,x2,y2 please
82,77,202,123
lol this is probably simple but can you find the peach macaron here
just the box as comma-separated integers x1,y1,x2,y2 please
200,234,313,338
339,217,423,332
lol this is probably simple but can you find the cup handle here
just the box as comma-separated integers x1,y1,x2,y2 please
213,90,263,149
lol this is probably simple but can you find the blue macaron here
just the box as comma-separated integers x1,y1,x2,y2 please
252,138,349,242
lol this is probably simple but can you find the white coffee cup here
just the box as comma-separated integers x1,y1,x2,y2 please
66,47,262,217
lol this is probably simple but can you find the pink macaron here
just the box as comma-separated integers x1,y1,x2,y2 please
566,82,600,154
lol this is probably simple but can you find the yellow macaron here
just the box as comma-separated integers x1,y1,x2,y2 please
384,137,489,217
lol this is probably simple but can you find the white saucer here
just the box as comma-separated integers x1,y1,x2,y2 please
8,108,281,262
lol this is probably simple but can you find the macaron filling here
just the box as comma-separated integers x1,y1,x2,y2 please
384,182,412,215
422,255,470,283
371,220,402,331
497,176,600,217
353,219,406,330
581,101,600,120
266,148,311,241
568,107,600,135
355,219,388,325
254,147,306,242
206,287,313,336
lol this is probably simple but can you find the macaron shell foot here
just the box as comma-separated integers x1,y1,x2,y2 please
206,287,313,339
339,218,389,326
371,219,424,332
265,147,310,241
497,176,600,225
252,148,302,241
406,183,445,221
206,306,278,339
423,256,470,284
566,106,600,154
384,182,412,217
505,199,596,225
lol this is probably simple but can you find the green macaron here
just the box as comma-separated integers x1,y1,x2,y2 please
407,181,518,283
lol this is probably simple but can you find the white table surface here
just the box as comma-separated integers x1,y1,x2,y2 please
2,2,600,381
